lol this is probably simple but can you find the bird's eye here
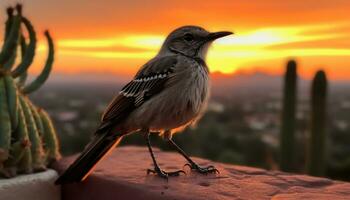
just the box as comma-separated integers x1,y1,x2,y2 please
183,33,194,42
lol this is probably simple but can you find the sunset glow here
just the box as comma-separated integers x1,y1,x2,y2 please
3,0,350,80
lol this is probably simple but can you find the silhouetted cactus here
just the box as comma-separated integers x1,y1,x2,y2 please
0,4,60,178
306,70,328,176
279,60,298,172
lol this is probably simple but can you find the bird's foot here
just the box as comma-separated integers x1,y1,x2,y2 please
147,167,186,179
184,163,220,174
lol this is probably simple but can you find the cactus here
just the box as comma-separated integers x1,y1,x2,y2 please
6,101,32,176
0,4,60,178
19,96,46,171
14,101,33,174
279,60,298,172
4,7,14,41
3,7,18,70
4,76,19,129
22,31,53,94
12,16,36,78
39,109,61,164
306,70,328,176
17,35,28,87
0,78,12,165
0,5,21,65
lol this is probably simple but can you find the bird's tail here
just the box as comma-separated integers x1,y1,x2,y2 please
55,131,123,185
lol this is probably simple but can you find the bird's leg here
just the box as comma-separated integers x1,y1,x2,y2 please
144,130,185,179
165,131,219,174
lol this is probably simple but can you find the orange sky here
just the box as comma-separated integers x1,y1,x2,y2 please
1,0,350,80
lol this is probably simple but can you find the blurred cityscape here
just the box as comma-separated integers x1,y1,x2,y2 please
30,72,350,181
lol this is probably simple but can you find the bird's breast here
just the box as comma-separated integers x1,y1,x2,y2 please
123,59,210,132
151,60,210,130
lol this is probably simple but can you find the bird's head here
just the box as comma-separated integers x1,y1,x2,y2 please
159,26,232,59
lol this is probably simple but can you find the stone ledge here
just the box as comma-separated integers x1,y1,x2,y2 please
53,146,350,200
0,169,60,200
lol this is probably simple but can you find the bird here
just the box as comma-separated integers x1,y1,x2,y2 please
55,25,232,184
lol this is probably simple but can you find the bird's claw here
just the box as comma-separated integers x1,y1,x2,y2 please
184,163,220,174
147,167,186,179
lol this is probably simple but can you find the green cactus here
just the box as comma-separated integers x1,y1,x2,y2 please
306,70,328,176
4,7,14,41
15,101,32,174
39,109,61,165
12,16,36,78
22,31,54,94
0,5,21,65
4,100,31,176
19,96,46,171
0,4,60,178
0,77,12,165
4,75,19,130
3,7,18,70
279,60,298,172
4,140,27,177
17,35,28,87
28,101,44,137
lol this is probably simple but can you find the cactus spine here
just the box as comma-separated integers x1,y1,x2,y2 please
307,70,328,176
0,4,60,178
279,60,298,172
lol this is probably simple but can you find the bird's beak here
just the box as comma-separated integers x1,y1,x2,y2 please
206,31,233,41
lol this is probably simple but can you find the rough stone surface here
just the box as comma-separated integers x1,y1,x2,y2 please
54,146,350,200
0,169,60,200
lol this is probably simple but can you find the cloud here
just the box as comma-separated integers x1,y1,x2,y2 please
8,0,350,79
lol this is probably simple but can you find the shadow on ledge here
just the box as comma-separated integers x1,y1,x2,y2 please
53,146,350,200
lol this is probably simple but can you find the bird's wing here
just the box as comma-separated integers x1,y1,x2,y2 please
96,55,178,133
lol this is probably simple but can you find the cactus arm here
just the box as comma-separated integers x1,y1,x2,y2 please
3,7,18,70
22,31,54,94
279,60,298,172
0,11,21,66
0,78,11,164
19,95,46,171
4,7,14,41
11,17,36,77
20,34,27,56
16,35,28,87
307,70,328,176
15,100,32,174
3,40,18,70
4,75,19,130
39,109,61,164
